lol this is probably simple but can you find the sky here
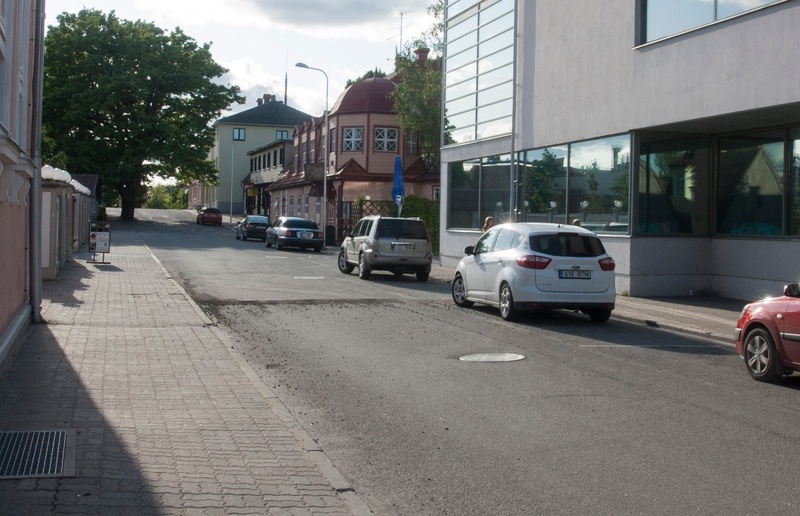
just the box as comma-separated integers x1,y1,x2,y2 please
43,0,437,119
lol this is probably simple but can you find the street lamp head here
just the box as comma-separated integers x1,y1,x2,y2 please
295,62,308,69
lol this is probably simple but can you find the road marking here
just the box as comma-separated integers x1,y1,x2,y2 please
294,276,325,280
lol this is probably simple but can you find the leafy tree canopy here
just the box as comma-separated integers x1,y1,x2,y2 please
42,9,244,220
346,69,387,88
390,0,445,173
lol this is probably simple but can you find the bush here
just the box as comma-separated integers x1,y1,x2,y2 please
401,195,440,254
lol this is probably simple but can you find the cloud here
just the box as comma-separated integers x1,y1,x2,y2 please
254,0,430,28
133,0,434,43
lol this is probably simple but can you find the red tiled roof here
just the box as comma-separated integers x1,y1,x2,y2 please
330,78,396,116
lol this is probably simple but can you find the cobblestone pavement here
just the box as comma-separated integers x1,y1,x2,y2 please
0,222,371,515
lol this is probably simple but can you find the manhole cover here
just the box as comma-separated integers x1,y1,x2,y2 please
459,353,525,362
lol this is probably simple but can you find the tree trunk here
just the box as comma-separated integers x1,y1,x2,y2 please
120,201,136,221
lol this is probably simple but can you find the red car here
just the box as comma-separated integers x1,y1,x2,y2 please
196,207,222,226
735,283,800,382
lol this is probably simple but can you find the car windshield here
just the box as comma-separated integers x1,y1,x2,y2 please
377,219,427,239
530,233,606,257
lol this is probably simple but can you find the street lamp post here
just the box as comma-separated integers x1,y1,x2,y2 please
296,62,328,246
230,131,235,224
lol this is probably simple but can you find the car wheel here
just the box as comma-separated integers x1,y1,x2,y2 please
314,246,322,253
499,283,520,321
744,328,780,382
416,271,429,282
265,237,272,248
358,253,371,280
338,249,354,274
235,232,240,240
276,240,283,250
588,309,611,323
452,274,474,308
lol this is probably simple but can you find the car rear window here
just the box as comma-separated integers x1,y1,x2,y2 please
530,233,606,257
377,219,428,239
206,208,221,214
290,219,319,229
249,216,268,223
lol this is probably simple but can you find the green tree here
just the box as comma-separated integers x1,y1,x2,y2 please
525,149,561,212
43,9,243,220
145,185,171,209
390,0,446,174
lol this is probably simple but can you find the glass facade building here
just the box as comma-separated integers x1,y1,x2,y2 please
441,0,800,298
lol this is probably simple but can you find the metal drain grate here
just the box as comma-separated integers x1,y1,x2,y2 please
0,430,76,479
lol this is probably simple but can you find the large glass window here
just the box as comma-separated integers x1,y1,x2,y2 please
643,0,784,42
448,159,481,228
791,129,800,235
568,136,631,232
519,147,568,223
447,154,511,229
481,154,512,225
717,131,784,235
453,136,632,232
638,136,710,234
444,0,514,145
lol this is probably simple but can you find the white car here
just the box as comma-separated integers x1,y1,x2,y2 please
451,223,616,322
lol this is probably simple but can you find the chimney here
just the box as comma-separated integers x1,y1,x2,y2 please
256,97,263,106
414,47,430,64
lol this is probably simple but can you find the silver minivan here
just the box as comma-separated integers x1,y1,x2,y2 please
338,216,433,281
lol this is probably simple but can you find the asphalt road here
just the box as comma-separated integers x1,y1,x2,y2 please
129,208,800,516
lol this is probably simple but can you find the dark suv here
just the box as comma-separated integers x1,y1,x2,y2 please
338,216,433,281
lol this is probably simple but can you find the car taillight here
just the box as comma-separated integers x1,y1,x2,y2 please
317,231,323,239
599,257,615,271
246,224,253,230
285,230,293,237
516,255,551,270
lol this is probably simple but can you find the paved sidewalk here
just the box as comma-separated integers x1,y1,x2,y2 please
0,223,371,515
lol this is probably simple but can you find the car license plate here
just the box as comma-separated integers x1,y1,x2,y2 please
392,243,415,251
299,231,312,239
559,270,591,279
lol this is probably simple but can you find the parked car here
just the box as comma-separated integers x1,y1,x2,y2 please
196,207,222,226
451,223,616,321
265,216,324,252
235,215,269,241
735,284,800,382
338,216,433,281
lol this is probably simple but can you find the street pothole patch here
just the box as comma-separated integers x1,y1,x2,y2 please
459,353,525,362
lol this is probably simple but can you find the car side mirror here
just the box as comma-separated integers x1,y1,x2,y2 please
464,245,475,255
784,283,800,298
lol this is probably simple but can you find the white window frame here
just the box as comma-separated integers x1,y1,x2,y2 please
375,127,398,152
343,127,363,152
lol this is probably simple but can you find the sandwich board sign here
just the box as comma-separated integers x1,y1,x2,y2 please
89,221,110,262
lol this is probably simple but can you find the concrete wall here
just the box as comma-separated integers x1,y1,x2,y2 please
517,0,800,148
41,184,74,280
